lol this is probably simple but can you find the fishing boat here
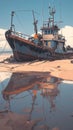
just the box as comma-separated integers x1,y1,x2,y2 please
5,6,73,62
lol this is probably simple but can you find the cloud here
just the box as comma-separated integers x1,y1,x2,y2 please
59,26,73,47
0,28,12,51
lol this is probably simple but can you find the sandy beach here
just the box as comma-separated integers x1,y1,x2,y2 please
0,53,73,81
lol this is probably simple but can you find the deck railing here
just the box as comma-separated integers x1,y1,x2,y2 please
11,30,30,40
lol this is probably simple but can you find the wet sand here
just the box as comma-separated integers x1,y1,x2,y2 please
0,54,73,130
0,54,73,80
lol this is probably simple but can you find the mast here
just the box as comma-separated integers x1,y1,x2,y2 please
48,5,56,27
10,11,15,31
32,10,38,34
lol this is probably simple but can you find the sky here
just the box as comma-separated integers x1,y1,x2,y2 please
0,0,73,35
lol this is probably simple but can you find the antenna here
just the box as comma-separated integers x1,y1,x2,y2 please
48,5,56,26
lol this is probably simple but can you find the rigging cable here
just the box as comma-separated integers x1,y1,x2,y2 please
11,10,39,35
14,12,26,32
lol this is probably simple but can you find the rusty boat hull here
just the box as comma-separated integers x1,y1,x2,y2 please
5,30,73,62
5,30,54,62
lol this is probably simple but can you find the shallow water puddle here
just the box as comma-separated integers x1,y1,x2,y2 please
0,71,73,130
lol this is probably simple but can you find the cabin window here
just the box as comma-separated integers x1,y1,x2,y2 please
43,30,49,35
43,29,56,35
44,30,47,34
48,30,53,34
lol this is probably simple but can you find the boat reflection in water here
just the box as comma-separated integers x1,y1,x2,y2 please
3,72,61,109
2,72,61,130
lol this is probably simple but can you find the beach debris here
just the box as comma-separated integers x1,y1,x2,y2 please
57,66,60,68
0,55,16,63
71,60,73,63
